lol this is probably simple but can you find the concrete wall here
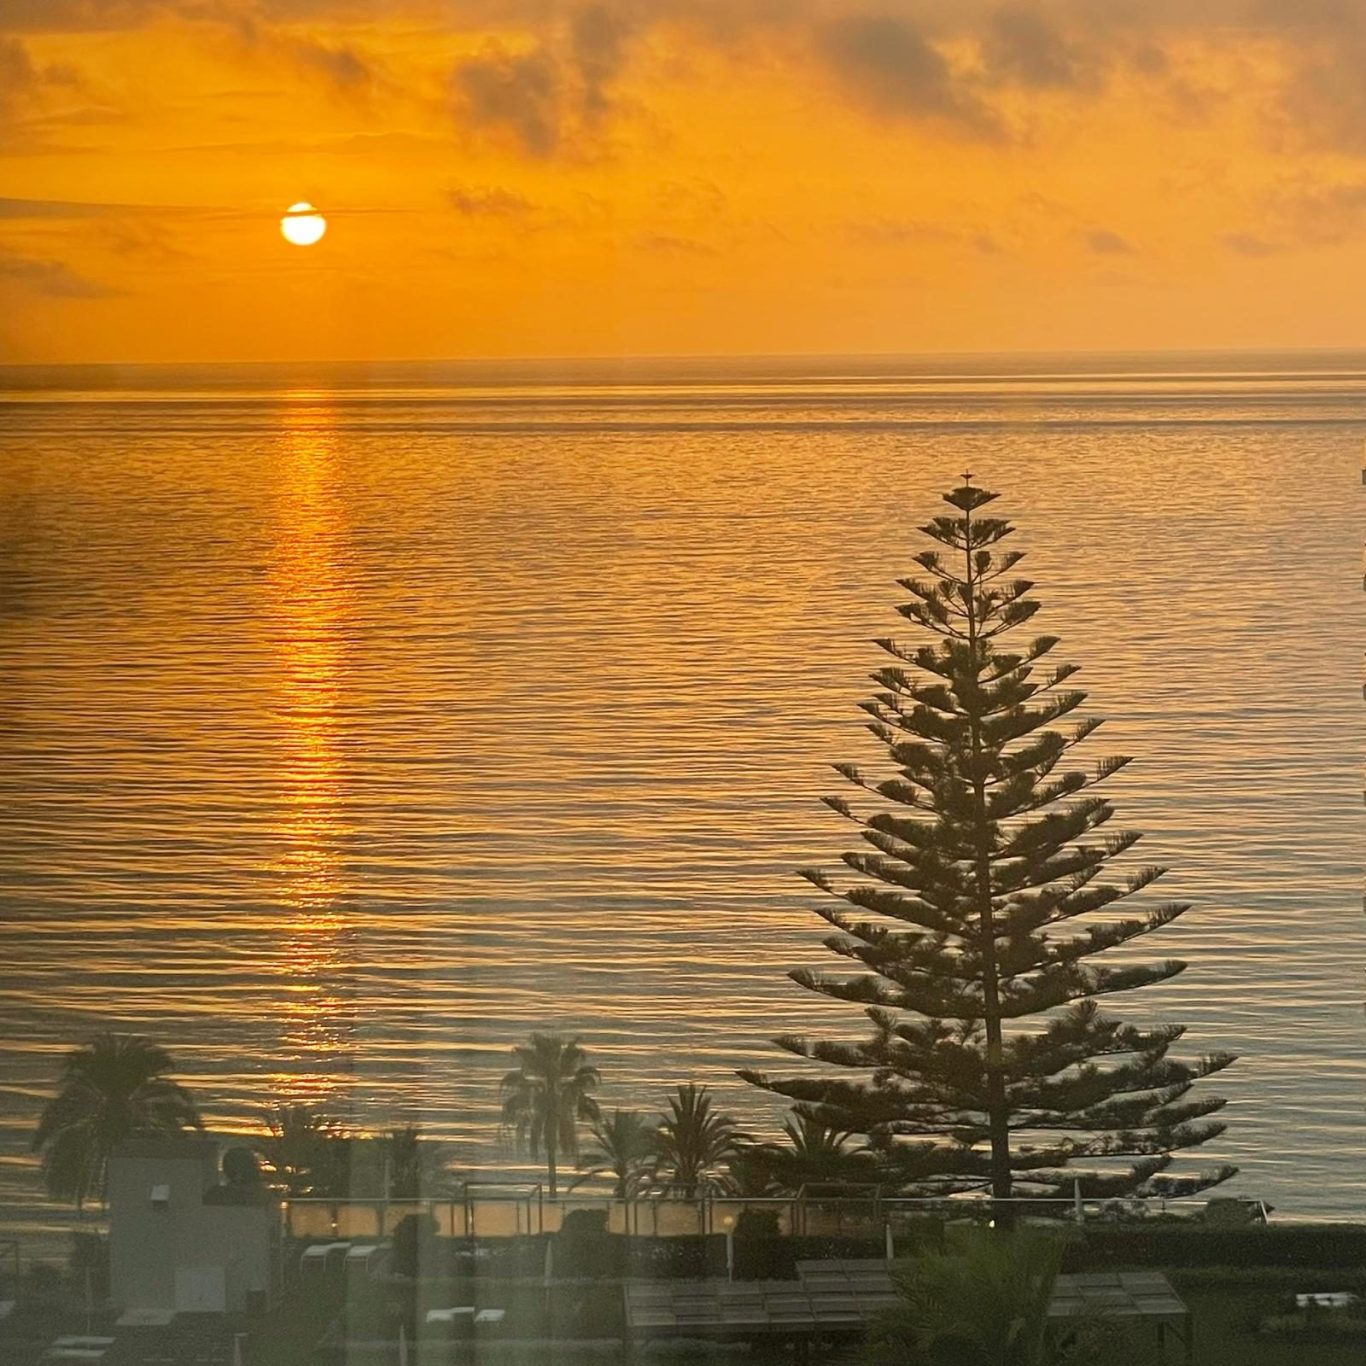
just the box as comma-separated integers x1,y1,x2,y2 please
108,1141,276,1314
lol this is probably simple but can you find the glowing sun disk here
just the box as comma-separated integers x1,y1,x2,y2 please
281,202,327,247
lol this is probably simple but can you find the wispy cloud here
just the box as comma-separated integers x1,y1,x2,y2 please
0,195,250,220
447,185,538,216
849,216,1003,254
979,6,1087,90
448,3,639,159
1256,177,1366,247
0,248,122,297
1221,231,1281,257
452,46,562,157
1085,228,1135,254
570,2,633,126
0,35,83,115
633,232,717,256
0,196,129,217
0,0,156,33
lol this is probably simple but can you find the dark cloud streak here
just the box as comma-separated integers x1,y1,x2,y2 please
981,6,1084,89
1221,231,1281,256
1085,228,1135,254
571,3,632,124
447,185,538,216
0,248,122,297
16,0,1366,169
452,46,562,157
814,13,1001,137
0,196,127,217
448,3,641,158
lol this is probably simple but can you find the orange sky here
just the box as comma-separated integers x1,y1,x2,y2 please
5,1,1366,364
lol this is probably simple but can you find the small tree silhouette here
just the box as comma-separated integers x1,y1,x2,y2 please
499,1032,600,1197
33,1032,200,1208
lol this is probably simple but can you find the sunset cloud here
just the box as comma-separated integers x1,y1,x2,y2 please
447,185,538,217
0,196,128,216
0,247,120,297
7,0,1366,361
979,6,1088,90
1085,229,1136,255
452,46,564,157
0,35,83,116
813,14,1001,137
1220,231,1281,256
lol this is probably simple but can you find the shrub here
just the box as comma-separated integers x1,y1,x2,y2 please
26,1263,64,1301
389,1213,439,1278
69,1232,109,1300
560,1208,609,1238
1069,1224,1366,1271
1258,1311,1366,1343
733,1209,782,1238
734,1235,882,1282
1169,1266,1366,1291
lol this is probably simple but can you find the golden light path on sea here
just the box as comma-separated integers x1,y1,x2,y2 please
265,396,355,1101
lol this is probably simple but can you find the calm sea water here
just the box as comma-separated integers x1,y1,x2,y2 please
0,352,1361,1245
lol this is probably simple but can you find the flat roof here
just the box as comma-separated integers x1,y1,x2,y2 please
1048,1271,1188,1320
624,1266,1190,1339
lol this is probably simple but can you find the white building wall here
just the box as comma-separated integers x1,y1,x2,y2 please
108,1141,276,1314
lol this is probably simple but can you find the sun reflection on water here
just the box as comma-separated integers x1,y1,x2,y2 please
265,396,357,1100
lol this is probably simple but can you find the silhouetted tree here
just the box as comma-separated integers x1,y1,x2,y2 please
258,1104,352,1197
204,1146,270,1206
650,1083,746,1199
723,1147,779,1198
391,1212,440,1280
499,1033,600,1197
32,1032,201,1208
742,479,1236,1204
749,1109,878,1195
571,1109,655,1198
380,1125,452,1199
865,1227,1133,1366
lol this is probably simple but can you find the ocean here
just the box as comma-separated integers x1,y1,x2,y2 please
0,351,1361,1248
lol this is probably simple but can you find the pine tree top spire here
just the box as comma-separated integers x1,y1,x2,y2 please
944,473,1000,514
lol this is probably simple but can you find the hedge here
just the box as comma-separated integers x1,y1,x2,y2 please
1066,1225,1366,1271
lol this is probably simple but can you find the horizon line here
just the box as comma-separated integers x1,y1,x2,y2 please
7,342,1366,374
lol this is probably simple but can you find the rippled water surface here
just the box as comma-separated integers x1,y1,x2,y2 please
0,352,1361,1239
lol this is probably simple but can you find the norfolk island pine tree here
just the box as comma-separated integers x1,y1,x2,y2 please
741,478,1237,1208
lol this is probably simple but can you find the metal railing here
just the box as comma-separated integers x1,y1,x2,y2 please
280,1190,1261,1241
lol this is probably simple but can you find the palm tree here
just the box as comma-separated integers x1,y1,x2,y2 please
32,1032,201,1209
259,1103,352,1198
650,1083,747,1200
869,1228,1061,1365
866,1227,1127,1366
499,1033,600,1198
381,1124,452,1199
722,1147,778,1198
571,1109,655,1198
751,1108,873,1194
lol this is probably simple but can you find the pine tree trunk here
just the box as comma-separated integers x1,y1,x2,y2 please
975,824,1013,1208
962,505,1013,1213
547,1136,558,1198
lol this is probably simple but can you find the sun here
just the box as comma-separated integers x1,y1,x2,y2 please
281,202,327,247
